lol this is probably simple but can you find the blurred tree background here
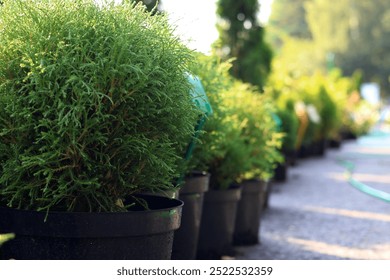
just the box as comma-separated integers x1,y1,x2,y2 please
214,0,273,90
268,0,311,41
136,0,389,95
268,0,390,95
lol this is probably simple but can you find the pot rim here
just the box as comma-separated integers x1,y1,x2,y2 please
0,194,183,238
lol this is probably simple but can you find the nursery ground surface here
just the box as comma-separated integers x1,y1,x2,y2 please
236,124,390,260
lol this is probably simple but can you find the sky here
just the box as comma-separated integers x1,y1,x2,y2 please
100,0,274,54
161,0,274,54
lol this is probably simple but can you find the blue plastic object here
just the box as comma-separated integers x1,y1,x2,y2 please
177,74,213,186
186,73,213,116
183,74,212,161
271,112,282,131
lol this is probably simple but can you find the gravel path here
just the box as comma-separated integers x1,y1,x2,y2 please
236,130,390,260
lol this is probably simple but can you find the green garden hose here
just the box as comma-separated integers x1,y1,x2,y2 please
336,127,390,203
338,159,390,203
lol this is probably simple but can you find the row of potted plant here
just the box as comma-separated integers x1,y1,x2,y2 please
184,60,379,258
183,54,284,259
266,68,378,179
0,0,284,260
0,0,377,260
185,63,379,258
0,0,201,260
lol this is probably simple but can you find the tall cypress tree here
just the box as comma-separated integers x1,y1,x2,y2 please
215,0,273,90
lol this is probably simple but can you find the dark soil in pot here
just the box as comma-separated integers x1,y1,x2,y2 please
0,194,183,260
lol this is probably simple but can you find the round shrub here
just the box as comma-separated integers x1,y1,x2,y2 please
0,0,199,212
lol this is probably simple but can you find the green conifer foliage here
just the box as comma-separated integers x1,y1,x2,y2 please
0,0,198,212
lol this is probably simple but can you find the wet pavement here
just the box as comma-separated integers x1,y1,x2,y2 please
236,128,390,260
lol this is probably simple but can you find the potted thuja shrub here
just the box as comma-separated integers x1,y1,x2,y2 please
196,127,247,259
171,73,213,260
187,57,254,259
308,73,343,155
0,0,199,259
173,54,232,260
297,75,336,157
224,82,284,246
273,97,299,181
311,86,338,156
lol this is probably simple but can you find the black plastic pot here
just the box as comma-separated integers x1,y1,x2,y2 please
311,138,327,156
171,171,209,260
284,149,297,166
273,162,288,182
341,130,357,140
328,138,342,149
196,185,241,259
263,180,272,210
233,179,267,245
0,194,183,260
298,143,312,158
